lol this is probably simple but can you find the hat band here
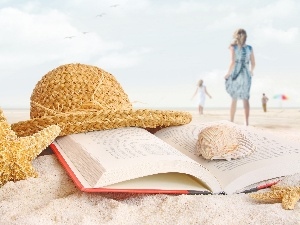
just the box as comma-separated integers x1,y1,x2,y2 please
31,99,132,117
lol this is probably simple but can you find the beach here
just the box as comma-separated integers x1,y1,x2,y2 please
191,108,300,140
1,108,300,224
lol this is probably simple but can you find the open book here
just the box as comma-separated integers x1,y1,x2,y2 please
50,121,300,195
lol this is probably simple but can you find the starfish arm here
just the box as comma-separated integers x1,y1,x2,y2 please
281,190,300,210
0,148,11,185
249,190,283,203
0,141,24,185
250,174,300,210
0,121,17,140
18,125,61,160
0,108,5,122
0,125,60,186
0,107,61,186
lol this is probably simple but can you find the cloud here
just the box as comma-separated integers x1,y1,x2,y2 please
162,1,210,14
0,4,150,108
253,27,299,44
205,0,300,32
0,0,299,109
0,6,132,75
96,48,151,70
252,0,299,20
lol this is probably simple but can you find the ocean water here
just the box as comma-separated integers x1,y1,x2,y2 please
2,108,30,123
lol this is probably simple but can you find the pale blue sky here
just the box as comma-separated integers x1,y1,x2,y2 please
0,0,299,109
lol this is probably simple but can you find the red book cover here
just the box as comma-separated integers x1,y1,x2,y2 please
50,143,210,194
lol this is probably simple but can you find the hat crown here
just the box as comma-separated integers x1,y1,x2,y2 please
30,63,132,118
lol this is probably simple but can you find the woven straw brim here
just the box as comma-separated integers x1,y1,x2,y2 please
11,109,192,137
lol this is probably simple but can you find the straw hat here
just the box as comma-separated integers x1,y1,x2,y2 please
11,63,192,137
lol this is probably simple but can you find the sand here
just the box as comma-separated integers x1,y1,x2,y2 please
1,108,300,224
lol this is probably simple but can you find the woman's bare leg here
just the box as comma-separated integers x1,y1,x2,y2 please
198,105,203,114
243,99,250,125
230,99,237,122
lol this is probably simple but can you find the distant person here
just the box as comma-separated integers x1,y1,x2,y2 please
224,28,255,125
261,93,269,112
191,79,212,114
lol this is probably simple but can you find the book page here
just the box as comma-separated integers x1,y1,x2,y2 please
105,172,211,193
54,144,211,193
54,127,221,192
155,123,300,194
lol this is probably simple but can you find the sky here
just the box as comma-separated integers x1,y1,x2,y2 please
0,0,299,109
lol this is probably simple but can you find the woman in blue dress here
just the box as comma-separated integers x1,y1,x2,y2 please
225,28,255,126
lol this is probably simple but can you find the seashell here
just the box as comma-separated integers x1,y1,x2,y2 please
196,123,256,160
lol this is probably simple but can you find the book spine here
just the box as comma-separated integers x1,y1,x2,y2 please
187,190,213,195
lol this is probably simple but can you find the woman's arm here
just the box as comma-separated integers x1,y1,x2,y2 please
224,46,235,79
191,87,199,99
205,87,212,98
250,48,255,76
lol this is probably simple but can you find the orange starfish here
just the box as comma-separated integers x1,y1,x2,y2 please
0,108,60,186
250,173,300,210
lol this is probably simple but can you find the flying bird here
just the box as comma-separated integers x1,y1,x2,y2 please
64,36,75,39
110,4,119,7
82,31,89,34
96,13,106,17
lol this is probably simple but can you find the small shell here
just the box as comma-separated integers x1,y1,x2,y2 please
196,124,256,160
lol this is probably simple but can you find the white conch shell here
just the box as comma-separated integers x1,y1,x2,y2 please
196,123,256,160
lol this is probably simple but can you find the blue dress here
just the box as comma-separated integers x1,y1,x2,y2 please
225,45,253,100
